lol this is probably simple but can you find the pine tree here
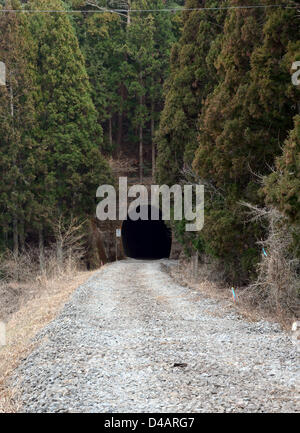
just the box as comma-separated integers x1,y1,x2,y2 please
156,0,227,185
193,0,264,188
126,2,156,181
0,0,40,253
74,7,125,152
28,0,112,229
72,0,176,179
264,116,300,225
145,0,176,179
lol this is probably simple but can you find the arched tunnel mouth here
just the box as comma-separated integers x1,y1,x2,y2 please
121,205,172,260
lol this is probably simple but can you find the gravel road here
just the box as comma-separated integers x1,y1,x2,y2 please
12,259,299,413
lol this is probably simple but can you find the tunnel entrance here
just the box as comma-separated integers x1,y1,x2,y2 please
121,205,172,260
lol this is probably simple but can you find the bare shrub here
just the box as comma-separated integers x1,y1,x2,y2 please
50,216,87,277
0,218,87,288
0,249,38,284
242,203,300,318
108,154,138,177
0,218,89,323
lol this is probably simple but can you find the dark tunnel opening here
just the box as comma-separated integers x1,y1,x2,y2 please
121,205,172,260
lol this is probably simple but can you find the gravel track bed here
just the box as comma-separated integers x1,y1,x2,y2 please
12,259,299,413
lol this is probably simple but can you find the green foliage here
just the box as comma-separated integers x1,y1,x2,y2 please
264,115,300,226
157,0,300,284
193,2,299,282
70,0,177,159
0,0,113,252
74,9,125,152
29,0,113,223
0,0,179,253
0,0,40,245
156,0,228,185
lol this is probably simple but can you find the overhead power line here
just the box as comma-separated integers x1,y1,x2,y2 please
0,4,298,14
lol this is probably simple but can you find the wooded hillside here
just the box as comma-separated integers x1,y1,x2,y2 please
0,0,299,315
156,0,299,305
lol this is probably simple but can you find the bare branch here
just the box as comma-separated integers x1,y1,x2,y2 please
85,0,128,19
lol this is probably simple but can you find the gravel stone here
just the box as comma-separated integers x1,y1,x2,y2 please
11,259,299,413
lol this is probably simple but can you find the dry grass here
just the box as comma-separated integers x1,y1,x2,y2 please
0,269,95,413
0,217,89,322
0,218,97,412
168,254,297,330
108,154,138,177
167,203,299,329
241,204,300,323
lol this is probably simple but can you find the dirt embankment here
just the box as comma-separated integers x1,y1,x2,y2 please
0,270,95,412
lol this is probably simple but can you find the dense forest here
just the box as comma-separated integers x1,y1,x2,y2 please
156,0,300,287
0,0,182,253
0,0,299,313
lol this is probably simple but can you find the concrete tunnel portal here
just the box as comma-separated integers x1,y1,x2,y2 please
121,205,172,260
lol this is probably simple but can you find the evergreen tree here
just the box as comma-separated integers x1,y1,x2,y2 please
0,0,40,253
74,0,177,176
156,0,227,185
191,0,299,282
122,0,176,179
193,0,264,188
73,6,125,152
28,0,112,230
264,116,300,226
126,1,155,181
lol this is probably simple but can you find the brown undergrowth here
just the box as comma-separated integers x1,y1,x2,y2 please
167,252,298,331
0,268,95,412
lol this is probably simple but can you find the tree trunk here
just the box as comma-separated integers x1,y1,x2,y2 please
139,122,143,184
151,100,155,181
10,81,18,256
56,239,63,269
39,228,45,272
127,0,131,26
19,219,25,252
139,71,143,183
117,84,125,147
117,111,123,147
108,116,112,148
10,82,14,117
13,214,18,256
4,230,8,245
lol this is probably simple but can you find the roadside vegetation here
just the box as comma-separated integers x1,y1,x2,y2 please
156,0,300,319
0,218,94,412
